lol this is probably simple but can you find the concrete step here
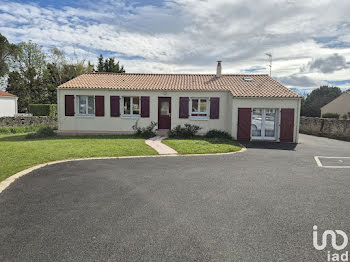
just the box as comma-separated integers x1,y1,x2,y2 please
156,129,169,137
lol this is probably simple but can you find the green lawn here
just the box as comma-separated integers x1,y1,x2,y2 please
163,137,242,154
0,133,157,182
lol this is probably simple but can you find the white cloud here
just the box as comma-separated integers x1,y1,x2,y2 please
1,0,350,90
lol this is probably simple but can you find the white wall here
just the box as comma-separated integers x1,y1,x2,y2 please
57,89,230,134
231,97,301,142
0,96,18,117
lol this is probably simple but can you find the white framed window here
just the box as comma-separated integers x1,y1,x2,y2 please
76,95,94,116
190,98,208,119
123,96,140,117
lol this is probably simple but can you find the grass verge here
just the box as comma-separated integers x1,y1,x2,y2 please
162,137,242,154
0,133,157,182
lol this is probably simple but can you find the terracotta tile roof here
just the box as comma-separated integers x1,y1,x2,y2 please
59,73,300,98
0,90,17,97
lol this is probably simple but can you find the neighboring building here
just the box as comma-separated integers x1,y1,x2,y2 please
321,91,350,117
57,62,301,142
0,90,18,117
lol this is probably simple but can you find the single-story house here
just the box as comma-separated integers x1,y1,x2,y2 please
0,90,18,117
57,62,301,142
321,91,350,117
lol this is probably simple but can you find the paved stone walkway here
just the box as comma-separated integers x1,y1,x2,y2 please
145,136,178,155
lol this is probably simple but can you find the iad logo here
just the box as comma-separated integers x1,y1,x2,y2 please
313,225,349,261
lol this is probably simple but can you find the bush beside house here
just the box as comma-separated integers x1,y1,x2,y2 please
168,124,202,138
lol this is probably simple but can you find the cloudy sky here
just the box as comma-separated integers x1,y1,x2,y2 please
1,0,350,93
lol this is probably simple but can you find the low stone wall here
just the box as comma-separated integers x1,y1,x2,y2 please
300,116,350,141
0,116,57,127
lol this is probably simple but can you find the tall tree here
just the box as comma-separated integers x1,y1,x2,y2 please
97,54,104,72
6,71,28,111
5,41,96,110
7,41,47,111
301,86,342,117
43,49,94,104
0,33,18,78
96,54,125,73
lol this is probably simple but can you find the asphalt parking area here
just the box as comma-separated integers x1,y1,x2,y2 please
1,134,350,262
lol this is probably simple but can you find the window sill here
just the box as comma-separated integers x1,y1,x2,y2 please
121,115,140,119
76,114,95,118
190,116,209,121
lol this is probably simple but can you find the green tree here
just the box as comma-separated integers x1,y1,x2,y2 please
42,63,61,104
6,71,28,112
43,49,94,104
96,54,125,73
301,86,342,117
97,54,104,72
6,41,47,111
0,33,18,78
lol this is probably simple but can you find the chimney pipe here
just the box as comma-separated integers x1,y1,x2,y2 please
216,61,222,78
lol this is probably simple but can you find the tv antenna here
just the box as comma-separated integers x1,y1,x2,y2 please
265,53,272,76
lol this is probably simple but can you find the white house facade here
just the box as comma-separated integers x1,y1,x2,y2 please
57,63,301,142
0,90,18,117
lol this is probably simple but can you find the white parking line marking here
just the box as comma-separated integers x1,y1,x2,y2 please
314,156,350,168
314,156,323,167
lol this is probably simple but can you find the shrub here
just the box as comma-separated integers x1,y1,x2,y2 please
132,121,157,138
342,114,348,120
25,126,57,139
168,124,201,138
322,113,340,119
205,129,232,139
168,125,182,138
0,125,47,134
28,104,57,116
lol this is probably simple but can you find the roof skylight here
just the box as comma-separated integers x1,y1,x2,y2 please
243,77,254,82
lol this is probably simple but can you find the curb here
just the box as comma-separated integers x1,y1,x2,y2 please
0,146,246,194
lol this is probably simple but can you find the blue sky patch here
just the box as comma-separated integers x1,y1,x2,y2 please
326,80,350,86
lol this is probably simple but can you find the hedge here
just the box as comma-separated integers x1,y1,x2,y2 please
28,104,57,116
321,113,340,119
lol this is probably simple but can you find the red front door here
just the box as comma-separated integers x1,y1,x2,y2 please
158,97,171,129
280,108,295,142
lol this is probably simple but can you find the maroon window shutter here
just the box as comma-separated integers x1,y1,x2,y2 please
110,96,120,117
179,97,189,118
210,97,220,119
95,96,105,117
141,96,150,117
280,108,295,142
65,95,74,116
237,108,251,141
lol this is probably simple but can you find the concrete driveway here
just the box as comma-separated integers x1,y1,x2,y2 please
1,134,350,261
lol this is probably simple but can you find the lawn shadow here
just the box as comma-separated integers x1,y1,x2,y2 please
0,134,28,141
0,134,145,142
239,141,298,151
167,136,241,146
204,138,241,146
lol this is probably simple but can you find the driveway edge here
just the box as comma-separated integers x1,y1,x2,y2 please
0,147,246,194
